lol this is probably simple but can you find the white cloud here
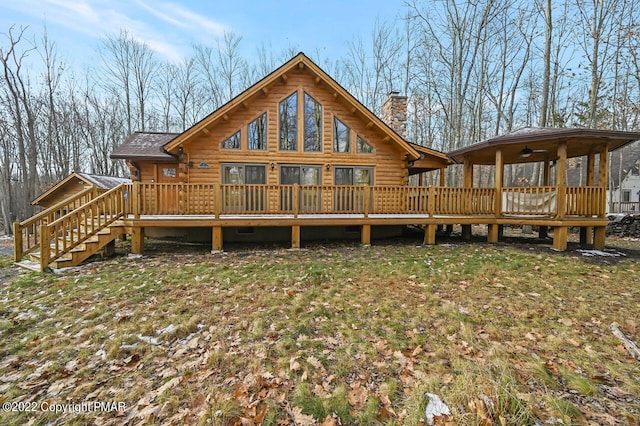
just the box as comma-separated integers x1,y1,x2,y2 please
1,0,231,62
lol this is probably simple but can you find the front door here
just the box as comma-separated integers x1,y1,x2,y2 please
156,164,180,213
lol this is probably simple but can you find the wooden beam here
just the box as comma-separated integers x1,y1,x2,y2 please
382,136,390,143
333,92,339,100
314,76,321,85
13,221,22,262
543,158,551,186
350,107,356,114
298,62,304,71
201,128,211,136
281,74,288,84
262,87,269,96
241,102,249,110
366,121,374,129
222,114,230,121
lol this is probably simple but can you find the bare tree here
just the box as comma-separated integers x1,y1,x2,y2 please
0,26,41,220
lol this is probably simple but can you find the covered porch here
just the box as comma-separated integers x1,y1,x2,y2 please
447,127,640,250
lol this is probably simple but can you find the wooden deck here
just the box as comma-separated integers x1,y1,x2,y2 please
15,182,609,270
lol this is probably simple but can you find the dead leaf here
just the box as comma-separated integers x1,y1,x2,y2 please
289,357,301,372
290,406,315,426
319,415,338,426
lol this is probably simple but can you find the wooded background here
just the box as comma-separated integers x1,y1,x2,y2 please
1,0,639,231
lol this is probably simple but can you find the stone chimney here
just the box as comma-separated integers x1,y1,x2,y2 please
381,91,407,139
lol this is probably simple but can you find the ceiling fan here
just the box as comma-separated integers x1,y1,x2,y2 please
519,146,548,158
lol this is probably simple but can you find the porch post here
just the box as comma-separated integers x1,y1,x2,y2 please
553,141,568,250
594,143,609,250
212,226,223,252
437,169,445,232
539,158,551,239
132,181,141,219
581,150,597,246
462,158,473,240
13,221,22,262
488,148,503,244
131,227,145,254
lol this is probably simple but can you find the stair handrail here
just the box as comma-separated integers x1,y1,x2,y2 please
13,186,96,261
39,183,128,270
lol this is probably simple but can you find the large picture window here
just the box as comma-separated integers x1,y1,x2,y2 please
248,113,267,150
222,164,266,184
279,92,298,151
304,93,322,152
334,167,373,185
333,117,350,153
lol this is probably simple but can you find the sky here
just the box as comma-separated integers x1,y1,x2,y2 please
0,0,408,67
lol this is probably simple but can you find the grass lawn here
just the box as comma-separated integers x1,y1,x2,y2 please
0,233,639,425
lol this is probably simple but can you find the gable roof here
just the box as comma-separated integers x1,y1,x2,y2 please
163,52,448,164
448,127,640,165
111,132,179,161
32,173,131,206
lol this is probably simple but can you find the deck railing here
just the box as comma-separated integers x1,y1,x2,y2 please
611,201,640,214
126,183,603,218
13,186,96,261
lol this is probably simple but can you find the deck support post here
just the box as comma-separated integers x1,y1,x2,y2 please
487,224,499,243
13,221,22,262
212,226,223,252
594,226,606,250
291,226,301,249
39,224,50,271
552,227,568,251
361,224,371,246
579,227,594,247
131,227,145,254
424,224,436,245
462,225,472,240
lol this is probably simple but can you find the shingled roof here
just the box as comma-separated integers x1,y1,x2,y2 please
110,132,179,161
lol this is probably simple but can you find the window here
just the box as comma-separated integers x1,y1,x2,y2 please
248,113,267,150
334,167,373,185
622,190,631,202
356,136,373,153
280,165,321,185
279,92,298,150
280,165,322,212
162,167,177,178
333,117,350,153
221,164,267,212
632,166,639,176
222,164,266,184
221,131,240,149
304,93,322,152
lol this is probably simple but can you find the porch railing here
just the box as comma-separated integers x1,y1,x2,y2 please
127,183,604,218
13,186,96,261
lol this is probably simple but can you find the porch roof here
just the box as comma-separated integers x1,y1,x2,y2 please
448,127,640,165
110,132,179,162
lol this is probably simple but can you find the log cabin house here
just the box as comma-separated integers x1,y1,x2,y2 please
12,53,640,271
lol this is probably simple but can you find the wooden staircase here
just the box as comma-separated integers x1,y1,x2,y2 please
27,225,124,269
14,183,129,271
